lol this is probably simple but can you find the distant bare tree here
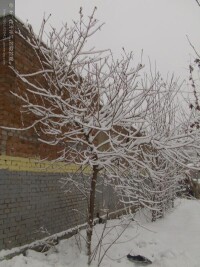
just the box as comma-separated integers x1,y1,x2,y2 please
195,0,200,7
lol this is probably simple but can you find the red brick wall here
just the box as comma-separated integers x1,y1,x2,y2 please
0,16,63,160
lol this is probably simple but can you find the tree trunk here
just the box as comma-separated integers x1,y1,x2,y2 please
87,165,98,264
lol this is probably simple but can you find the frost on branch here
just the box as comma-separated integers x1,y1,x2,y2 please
10,8,200,260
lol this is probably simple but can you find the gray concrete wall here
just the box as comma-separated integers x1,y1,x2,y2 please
0,170,119,250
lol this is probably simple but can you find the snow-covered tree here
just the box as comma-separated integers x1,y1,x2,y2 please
115,73,200,221
8,8,200,262
10,9,153,259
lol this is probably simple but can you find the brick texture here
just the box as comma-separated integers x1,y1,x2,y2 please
0,169,119,250
0,15,63,160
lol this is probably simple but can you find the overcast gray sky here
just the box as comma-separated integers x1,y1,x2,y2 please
15,0,200,82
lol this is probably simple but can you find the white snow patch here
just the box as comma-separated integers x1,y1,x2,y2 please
0,198,200,267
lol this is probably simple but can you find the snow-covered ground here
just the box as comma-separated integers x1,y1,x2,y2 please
0,198,200,267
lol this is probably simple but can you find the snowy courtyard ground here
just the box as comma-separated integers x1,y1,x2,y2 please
0,198,200,267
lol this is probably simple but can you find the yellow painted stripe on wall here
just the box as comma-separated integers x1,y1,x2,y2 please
0,155,91,173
